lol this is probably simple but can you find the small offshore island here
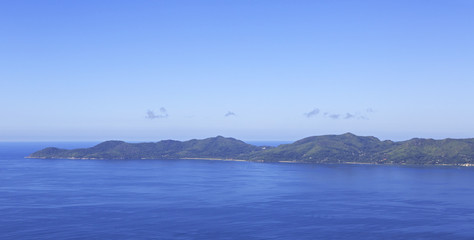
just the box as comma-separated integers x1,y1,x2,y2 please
27,133,474,166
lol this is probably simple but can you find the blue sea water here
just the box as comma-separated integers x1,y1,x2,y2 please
1,142,474,240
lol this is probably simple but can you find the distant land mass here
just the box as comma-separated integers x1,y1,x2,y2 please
27,133,474,166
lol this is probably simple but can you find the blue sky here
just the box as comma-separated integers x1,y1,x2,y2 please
1,0,473,141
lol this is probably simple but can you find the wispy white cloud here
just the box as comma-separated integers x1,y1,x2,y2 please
304,108,320,118
304,107,375,120
344,113,355,119
225,111,236,117
146,107,168,119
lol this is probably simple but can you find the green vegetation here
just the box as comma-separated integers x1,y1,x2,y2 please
28,133,474,165
28,136,264,160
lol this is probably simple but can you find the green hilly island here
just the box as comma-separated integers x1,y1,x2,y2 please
27,133,474,166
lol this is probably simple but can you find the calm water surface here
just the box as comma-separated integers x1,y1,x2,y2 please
1,142,474,239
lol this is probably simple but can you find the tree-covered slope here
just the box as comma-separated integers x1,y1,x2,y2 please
28,136,265,160
247,133,392,163
377,138,474,165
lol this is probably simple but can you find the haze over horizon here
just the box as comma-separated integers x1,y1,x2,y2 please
1,1,473,142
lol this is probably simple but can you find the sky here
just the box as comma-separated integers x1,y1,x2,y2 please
1,0,474,142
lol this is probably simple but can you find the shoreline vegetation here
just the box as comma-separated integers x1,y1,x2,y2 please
27,133,474,167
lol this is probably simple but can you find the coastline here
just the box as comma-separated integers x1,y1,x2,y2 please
25,156,474,167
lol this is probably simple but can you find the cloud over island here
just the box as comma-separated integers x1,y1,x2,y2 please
304,107,375,120
225,111,236,117
304,108,320,118
146,107,168,119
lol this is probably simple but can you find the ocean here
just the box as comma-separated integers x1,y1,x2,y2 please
1,142,474,239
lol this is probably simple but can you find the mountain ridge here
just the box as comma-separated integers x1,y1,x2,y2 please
27,133,474,166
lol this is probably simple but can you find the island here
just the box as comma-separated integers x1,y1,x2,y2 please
27,133,474,166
